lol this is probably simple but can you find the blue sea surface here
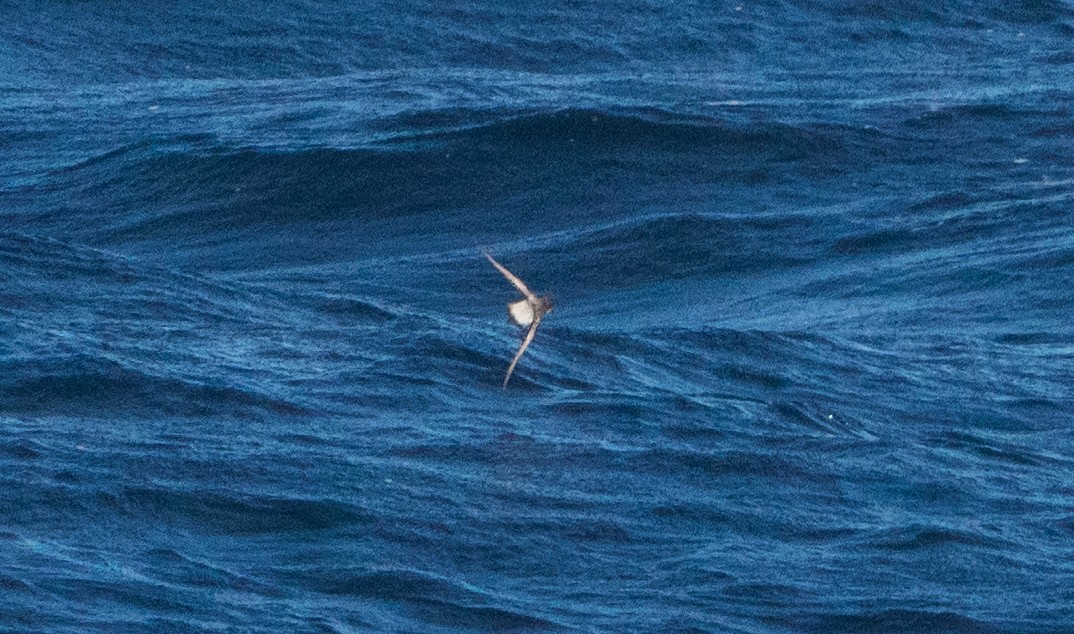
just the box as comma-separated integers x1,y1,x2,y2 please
2,2,1074,632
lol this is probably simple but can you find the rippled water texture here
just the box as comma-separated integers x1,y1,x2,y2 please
2,1,1074,632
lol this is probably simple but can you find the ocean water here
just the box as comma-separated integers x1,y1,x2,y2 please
2,1,1074,632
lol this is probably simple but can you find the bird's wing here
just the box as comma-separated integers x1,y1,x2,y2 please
503,317,540,388
486,252,537,301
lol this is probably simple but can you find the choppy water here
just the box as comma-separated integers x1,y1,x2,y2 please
3,2,1074,632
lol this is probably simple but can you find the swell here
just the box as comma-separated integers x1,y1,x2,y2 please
119,487,368,535
3,107,885,251
8,99,1070,289
0,354,307,419
793,608,999,634
296,567,564,631
396,107,844,160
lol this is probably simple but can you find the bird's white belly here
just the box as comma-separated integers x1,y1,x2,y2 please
508,299,534,326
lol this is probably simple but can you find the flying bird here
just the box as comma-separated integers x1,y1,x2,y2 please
485,252,553,388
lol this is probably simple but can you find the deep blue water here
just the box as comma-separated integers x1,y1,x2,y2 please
3,2,1074,632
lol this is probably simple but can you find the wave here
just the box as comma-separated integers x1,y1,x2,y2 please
11,107,877,208
120,487,367,535
868,524,1006,551
0,106,903,281
0,354,308,419
795,608,999,634
298,567,565,631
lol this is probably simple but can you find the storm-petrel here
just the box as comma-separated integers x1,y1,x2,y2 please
485,252,552,388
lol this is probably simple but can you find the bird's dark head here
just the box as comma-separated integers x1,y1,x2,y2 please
536,295,553,316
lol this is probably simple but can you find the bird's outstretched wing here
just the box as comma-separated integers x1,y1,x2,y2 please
486,252,536,302
503,317,541,388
